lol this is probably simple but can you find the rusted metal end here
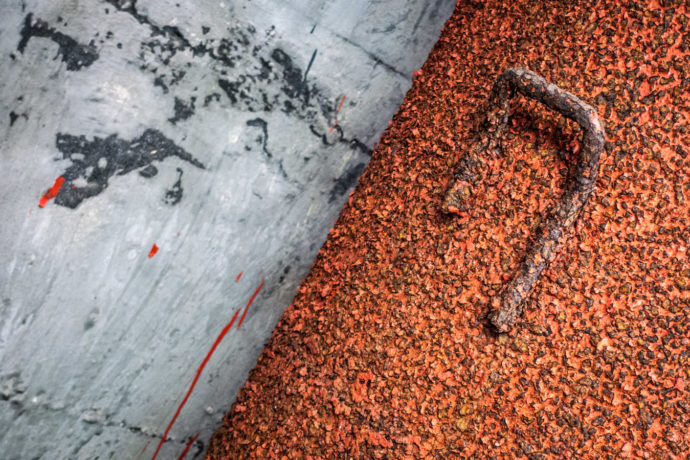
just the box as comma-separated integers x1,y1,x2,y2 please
443,68,605,332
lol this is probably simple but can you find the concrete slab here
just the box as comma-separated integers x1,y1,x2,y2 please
0,0,455,457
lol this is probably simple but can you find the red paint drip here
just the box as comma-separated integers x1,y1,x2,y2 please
38,176,65,208
138,440,151,459
235,271,243,282
336,94,346,113
330,95,347,132
148,244,159,258
176,433,200,460
237,278,265,329
151,308,241,460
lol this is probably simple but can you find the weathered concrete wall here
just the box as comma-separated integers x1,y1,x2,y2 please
0,0,454,457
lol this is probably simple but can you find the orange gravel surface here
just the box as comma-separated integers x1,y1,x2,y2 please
208,1,689,458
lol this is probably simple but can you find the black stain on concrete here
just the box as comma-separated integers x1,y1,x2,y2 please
153,76,168,94
309,124,372,157
17,14,99,71
278,265,291,283
163,168,184,205
218,78,244,105
110,0,370,149
107,0,372,175
257,58,272,81
329,162,366,203
246,118,291,181
269,47,318,105
246,118,271,159
53,129,204,208
168,97,196,124
9,109,29,127
203,93,221,107
107,0,251,70
271,48,305,97
138,164,158,178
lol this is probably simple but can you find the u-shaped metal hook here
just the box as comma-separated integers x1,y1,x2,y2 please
443,68,606,332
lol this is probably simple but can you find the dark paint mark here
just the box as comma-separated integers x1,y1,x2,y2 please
237,278,265,329
18,14,99,71
301,49,318,104
310,124,332,146
139,164,158,178
281,100,296,115
106,0,252,71
38,176,65,208
163,168,184,205
168,97,196,125
329,162,366,203
209,38,242,68
271,48,306,100
278,265,291,283
203,93,221,107
257,58,272,81
201,26,210,35
247,118,290,181
309,124,372,157
53,129,204,208
218,78,243,105
246,118,271,159
235,272,242,282
9,112,19,127
310,24,316,34
148,244,159,258
153,76,169,94
151,307,241,460
176,433,199,460
108,0,371,164
246,118,291,181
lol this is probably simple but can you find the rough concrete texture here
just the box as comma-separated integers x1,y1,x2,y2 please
0,0,454,457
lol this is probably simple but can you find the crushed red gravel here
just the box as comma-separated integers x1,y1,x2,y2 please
207,1,690,458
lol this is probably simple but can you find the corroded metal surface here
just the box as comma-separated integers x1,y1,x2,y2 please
444,68,605,331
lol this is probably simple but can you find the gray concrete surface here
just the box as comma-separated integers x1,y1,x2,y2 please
0,0,455,457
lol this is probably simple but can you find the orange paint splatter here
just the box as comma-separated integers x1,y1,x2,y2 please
336,94,346,113
148,244,159,258
330,95,347,132
38,176,65,208
235,271,243,282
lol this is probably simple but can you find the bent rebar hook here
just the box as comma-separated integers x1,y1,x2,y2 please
443,68,605,332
